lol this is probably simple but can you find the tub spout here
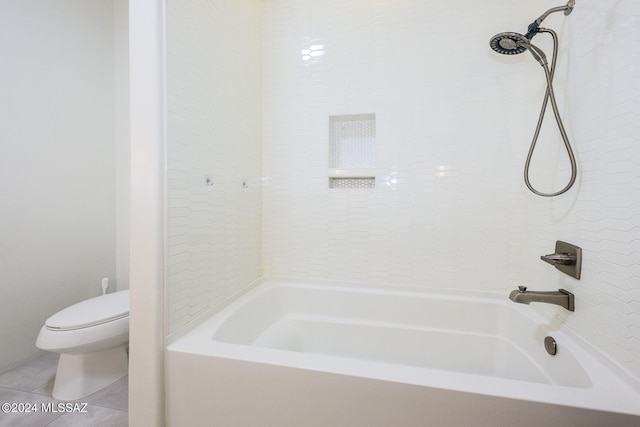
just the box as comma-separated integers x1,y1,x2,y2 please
509,286,574,312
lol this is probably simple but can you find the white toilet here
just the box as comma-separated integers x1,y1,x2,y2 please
36,290,129,401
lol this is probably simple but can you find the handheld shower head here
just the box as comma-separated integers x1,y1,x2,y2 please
489,3,578,198
489,32,528,55
489,32,547,65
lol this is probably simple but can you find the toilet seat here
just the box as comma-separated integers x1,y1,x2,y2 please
45,290,129,331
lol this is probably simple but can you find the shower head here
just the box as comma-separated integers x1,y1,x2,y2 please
489,32,529,55
489,32,548,65
488,2,577,198
489,33,547,66
490,1,573,64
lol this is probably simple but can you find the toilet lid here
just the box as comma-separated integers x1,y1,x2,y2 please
45,290,130,331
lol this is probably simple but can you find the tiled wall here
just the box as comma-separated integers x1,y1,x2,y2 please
523,0,640,378
262,0,542,288
166,0,263,335
261,0,640,379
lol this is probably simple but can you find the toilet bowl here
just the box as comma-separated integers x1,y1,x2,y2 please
36,290,129,401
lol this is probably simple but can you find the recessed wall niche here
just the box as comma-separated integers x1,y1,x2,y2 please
328,114,376,188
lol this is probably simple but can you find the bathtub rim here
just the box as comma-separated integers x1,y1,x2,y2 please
166,277,640,417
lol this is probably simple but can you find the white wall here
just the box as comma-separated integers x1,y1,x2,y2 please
166,0,263,336
115,0,131,292
262,0,640,379
0,1,121,374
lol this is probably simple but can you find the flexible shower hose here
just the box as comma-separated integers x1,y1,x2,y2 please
524,28,577,197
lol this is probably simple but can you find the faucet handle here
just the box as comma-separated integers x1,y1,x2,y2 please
518,285,528,292
541,253,576,265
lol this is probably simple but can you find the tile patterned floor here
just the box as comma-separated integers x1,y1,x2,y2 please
0,353,128,427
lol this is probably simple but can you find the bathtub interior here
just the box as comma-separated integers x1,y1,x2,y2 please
210,281,592,388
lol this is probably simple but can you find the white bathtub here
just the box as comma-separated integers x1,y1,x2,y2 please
166,279,640,426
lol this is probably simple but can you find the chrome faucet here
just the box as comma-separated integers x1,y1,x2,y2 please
509,286,575,312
